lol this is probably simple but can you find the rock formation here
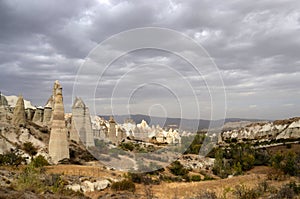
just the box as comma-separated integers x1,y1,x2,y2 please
48,81,69,164
43,97,53,125
32,107,44,124
108,116,117,143
12,95,26,126
0,93,8,106
221,117,300,144
117,128,126,143
70,97,94,147
25,108,35,121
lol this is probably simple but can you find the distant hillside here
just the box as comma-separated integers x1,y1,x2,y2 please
99,114,265,131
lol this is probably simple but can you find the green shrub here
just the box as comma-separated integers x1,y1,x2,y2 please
120,142,135,151
15,163,44,192
31,155,49,167
169,161,189,176
273,182,300,199
111,179,136,192
270,151,299,177
0,151,25,166
190,175,201,182
23,142,37,158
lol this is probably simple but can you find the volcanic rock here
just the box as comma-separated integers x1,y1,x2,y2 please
48,81,69,164
12,95,26,126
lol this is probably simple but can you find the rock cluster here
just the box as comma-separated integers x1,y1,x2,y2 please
66,179,110,193
221,117,300,144
92,117,181,145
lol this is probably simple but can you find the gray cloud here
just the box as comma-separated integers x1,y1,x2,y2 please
0,0,299,119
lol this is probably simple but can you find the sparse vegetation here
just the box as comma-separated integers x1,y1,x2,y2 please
169,161,189,176
31,155,49,167
22,142,37,158
111,179,136,192
0,151,25,166
270,151,300,177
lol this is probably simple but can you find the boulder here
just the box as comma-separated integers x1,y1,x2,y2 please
94,180,110,191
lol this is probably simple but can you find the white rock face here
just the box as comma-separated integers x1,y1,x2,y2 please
94,180,110,191
66,184,81,192
5,95,36,109
70,97,95,147
67,179,110,193
221,118,300,143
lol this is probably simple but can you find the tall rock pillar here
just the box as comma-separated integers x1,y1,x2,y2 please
109,116,117,144
48,81,69,164
70,97,94,147
12,95,26,126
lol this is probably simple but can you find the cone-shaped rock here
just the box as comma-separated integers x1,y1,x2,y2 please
48,81,69,164
12,95,26,126
43,97,53,125
70,97,95,147
32,106,44,124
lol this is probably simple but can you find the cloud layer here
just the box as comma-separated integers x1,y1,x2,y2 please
0,0,300,120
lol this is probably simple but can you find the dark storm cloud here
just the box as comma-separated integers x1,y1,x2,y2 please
0,0,299,118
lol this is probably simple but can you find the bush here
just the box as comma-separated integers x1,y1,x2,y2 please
190,175,201,182
15,163,44,192
233,184,262,199
272,182,300,199
0,151,25,166
31,155,49,167
270,151,299,177
111,179,136,192
184,134,206,154
169,161,189,176
120,142,135,151
23,142,37,158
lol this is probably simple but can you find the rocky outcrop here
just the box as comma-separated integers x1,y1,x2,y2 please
221,117,300,144
32,106,44,124
0,94,8,106
66,179,110,193
12,95,26,126
43,97,53,125
25,108,34,121
5,95,35,109
108,116,117,143
48,81,69,164
70,97,94,147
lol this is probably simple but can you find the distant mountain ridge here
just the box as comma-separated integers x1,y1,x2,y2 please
99,114,266,131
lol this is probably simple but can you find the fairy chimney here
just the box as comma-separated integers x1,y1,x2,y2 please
48,81,69,164
12,95,26,126
70,97,94,147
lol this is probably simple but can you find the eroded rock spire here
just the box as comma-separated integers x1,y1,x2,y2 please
12,95,26,126
48,81,69,164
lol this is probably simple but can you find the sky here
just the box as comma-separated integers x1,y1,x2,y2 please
0,0,300,120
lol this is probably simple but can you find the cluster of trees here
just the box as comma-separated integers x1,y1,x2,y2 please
212,143,300,178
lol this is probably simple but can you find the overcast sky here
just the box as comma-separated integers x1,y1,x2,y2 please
1,0,300,120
